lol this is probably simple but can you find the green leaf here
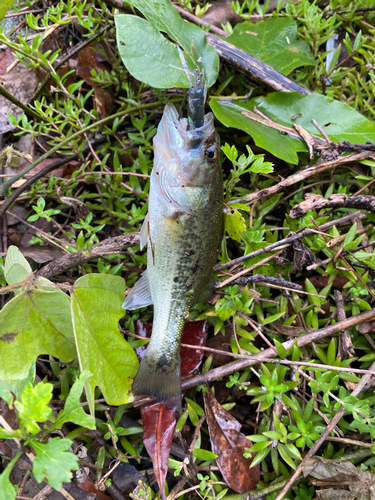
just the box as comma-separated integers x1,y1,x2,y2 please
224,206,246,242
263,312,286,326
0,0,15,23
15,382,53,435
274,339,286,359
0,452,21,500
49,370,96,432
278,443,296,469
0,289,76,380
71,274,139,408
211,92,375,164
343,223,357,250
129,0,219,87
4,246,32,286
116,15,190,88
359,353,375,362
0,362,35,407
226,18,315,75
192,449,218,460
30,437,79,490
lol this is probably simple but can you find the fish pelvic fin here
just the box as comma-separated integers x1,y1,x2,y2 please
122,270,153,310
132,353,182,411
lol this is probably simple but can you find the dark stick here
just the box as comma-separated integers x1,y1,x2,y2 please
205,34,311,95
246,151,375,204
221,273,303,291
290,193,375,218
36,232,140,278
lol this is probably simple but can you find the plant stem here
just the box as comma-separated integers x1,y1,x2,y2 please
0,84,49,122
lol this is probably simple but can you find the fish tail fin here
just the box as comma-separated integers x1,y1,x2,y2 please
132,353,181,411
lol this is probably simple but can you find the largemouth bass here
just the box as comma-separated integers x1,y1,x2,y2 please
123,78,223,410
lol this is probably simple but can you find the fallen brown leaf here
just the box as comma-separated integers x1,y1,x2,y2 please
203,387,260,493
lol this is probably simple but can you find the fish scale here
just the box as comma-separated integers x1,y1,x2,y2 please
123,96,223,410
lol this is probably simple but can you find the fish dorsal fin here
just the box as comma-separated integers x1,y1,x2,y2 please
122,271,153,310
140,213,149,250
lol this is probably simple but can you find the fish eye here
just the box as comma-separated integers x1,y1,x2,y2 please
205,146,217,163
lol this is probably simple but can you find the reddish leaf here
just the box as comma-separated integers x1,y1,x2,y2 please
78,476,112,500
77,45,113,119
203,387,260,493
180,320,209,376
135,319,209,374
140,403,178,500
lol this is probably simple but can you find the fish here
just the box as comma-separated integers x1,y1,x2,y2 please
123,68,223,411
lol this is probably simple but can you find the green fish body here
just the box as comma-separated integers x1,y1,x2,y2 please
123,102,223,410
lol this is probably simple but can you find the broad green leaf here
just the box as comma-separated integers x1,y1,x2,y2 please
0,290,76,380
15,382,53,435
30,437,79,490
192,449,218,460
116,15,190,88
226,18,315,75
4,245,32,286
211,92,375,164
72,274,139,407
0,451,21,500
0,0,15,23
0,361,35,407
128,0,219,87
49,370,95,432
224,206,246,242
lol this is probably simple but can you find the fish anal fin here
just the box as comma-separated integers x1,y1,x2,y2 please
122,271,153,310
132,354,181,411
140,213,149,250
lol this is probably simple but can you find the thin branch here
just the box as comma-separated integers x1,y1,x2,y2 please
132,308,375,408
245,151,375,204
214,211,366,272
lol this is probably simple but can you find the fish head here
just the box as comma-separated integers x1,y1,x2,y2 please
154,103,221,194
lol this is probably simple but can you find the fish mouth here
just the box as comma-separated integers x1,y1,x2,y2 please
162,103,215,146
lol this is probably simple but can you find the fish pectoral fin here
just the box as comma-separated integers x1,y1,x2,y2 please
132,353,182,411
122,271,153,310
140,213,149,250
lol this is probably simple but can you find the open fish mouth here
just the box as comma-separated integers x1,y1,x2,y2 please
158,103,216,153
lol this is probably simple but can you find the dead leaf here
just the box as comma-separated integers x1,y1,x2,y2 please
0,49,39,134
20,247,65,264
272,321,313,337
140,403,177,500
292,239,316,274
180,320,209,376
60,197,91,220
203,387,260,493
77,45,113,119
202,0,243,28
78,476,112,500
302,457,375,500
